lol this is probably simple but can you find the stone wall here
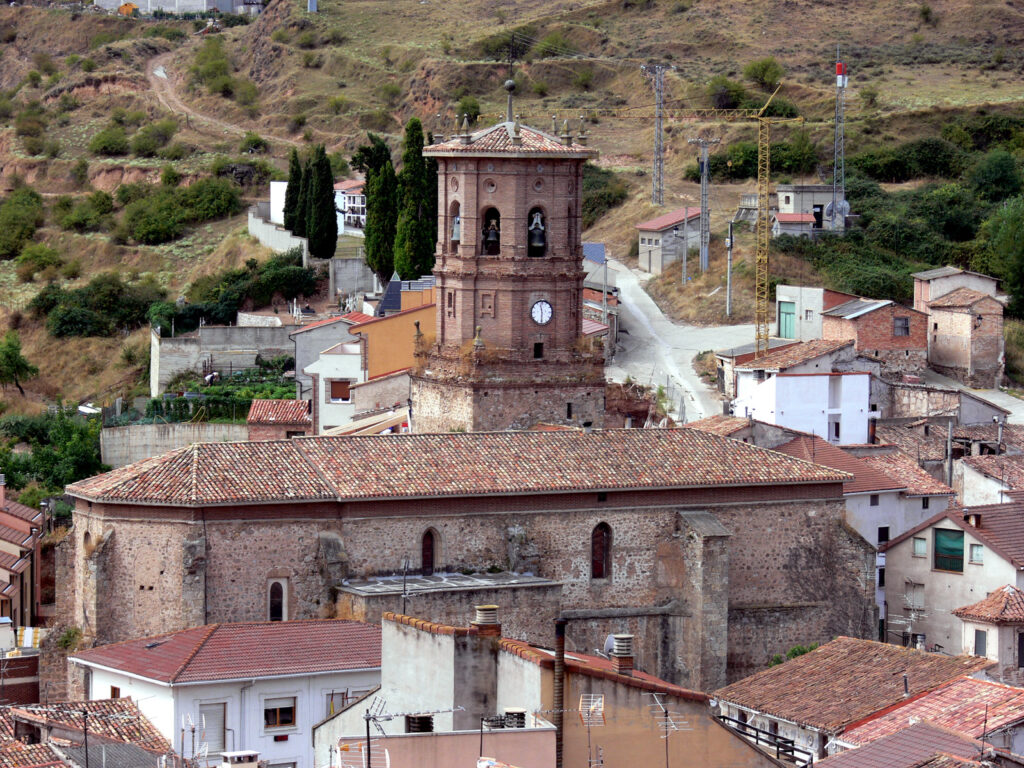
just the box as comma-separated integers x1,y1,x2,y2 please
930,301,1004,389
100,423,249,468
880,381,960,420
823,304,928,378
352,372,409,417
247,206,308,260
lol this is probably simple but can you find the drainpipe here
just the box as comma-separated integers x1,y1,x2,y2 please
239,680,255,749
554,618,567,768
946,418,954,488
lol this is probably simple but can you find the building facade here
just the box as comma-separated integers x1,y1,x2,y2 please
928,288,1005,388
775,285,857,341
822,299,928,378
635,207,700,274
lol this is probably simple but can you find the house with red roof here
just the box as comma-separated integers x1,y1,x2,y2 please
0,477,45,628
821,720,988,768
956,454,1024,506
314,607,780,768
928,287,1005,388
246,399,311,442
634,207,700,274
70,619,381,768
333,179,365,236
288,314,363,400
771,212,816,238
953,585,1024,683
881,499,1024,656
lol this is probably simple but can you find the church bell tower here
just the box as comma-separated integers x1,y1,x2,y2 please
410,89,606,432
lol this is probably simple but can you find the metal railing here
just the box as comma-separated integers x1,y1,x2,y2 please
716,715,815,767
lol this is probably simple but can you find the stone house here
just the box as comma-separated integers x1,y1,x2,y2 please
635,207,701,274
714,636,992,761
912,266,999,315
928,288,1005,388
62,428,877,693
771,212,815,238
822,299,928,378
775,285,858,341
246,399,312,441
953,585,1024,686
314,608,779,768
70,619,381,768
881,501,1024,654
834,677,1024,757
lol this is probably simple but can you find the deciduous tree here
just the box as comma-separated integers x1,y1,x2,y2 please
0,331,38,397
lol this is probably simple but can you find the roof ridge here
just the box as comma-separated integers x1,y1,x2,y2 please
170,623,221,683
292,439,339,498
72,625,208,658
189,444,199,506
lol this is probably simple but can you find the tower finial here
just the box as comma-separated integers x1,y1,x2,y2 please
504,30,516,122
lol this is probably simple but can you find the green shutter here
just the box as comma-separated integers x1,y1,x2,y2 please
934,529,964,572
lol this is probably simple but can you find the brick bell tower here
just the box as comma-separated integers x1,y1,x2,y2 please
410,84,606,432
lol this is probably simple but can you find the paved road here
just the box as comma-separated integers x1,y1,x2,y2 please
604,258,752,423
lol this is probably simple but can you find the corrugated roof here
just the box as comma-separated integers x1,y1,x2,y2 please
842,676,1024,745
953,584,1024,624
927,288,999,309
424,122,596,158
820,721,981,768
582,242,606,264
635,207,700,232
735,339,854,371
246,399,311,425
859,453,955,497
60,743,162,768
822,298,894,320
775,436,904,495
714,637,993,733
66,429,849,506
72,619,381,683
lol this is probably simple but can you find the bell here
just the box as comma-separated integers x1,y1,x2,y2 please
484,226,500,254
529,226,546,251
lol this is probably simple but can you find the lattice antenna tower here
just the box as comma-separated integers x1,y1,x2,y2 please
641,64,669,205
829,49,849,231
687,136,721,272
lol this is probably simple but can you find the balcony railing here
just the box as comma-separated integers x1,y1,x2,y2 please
716,715,814,767
934,554,964,572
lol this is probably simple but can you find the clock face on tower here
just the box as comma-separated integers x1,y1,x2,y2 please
531,300,553,325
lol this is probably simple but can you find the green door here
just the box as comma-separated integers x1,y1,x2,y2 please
779,301,796,338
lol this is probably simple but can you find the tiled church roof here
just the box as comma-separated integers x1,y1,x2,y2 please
66,429,849,506
424,121,596,158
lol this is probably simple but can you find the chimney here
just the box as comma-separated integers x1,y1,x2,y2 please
0,474,4,508
554,618,567,768
472,605,501,637
903,673,909,698
610,634,634,677
964,509,981,528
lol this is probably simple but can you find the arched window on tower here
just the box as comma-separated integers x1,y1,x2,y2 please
527,207,546,257
591,522,612,579
482,207,501,255
268,579,287,622
449,200,461,252
422,529,437,576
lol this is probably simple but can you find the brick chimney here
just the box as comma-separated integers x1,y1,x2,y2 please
0,474,5,508
610,634,634,677
472,605,501,637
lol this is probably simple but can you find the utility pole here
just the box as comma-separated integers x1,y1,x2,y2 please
642,64,668,205
726,221,733,317
688,136,720,271
830,48,848,231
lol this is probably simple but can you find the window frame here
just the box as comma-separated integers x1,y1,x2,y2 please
893,316,911,337
969,543,984,564
912,537,927,558
933,528,965,573
922,497,930,510
268,578,288,622
869,494,879,507
328,379,353,404
263,696,297,730
591,522,612,580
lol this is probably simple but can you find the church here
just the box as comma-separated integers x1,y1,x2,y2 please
59,105,876,695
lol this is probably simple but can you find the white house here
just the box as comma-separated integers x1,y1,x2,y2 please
882,500,1024,654
771,212,815,238
269,181,288,227
303,342,365,433
70,620,382,768
334,180,366,238
635,207,700,274
775,285,858,340
955,454,1024,506
776,183,846,231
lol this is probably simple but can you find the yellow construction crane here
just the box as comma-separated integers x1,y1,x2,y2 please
465,90,802,359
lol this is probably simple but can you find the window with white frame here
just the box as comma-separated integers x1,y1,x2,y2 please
970,544,984,564
328,380,352,403
912,537,927,557
264,697,296,729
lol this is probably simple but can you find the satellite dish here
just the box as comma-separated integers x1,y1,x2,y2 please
603,634,615,655
824,200,850,220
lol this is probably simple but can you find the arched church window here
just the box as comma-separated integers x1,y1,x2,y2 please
268,579,286,622
422,529,437,576
449,201,461,251
528,207,547,257
482,208,501,255
591,522,612,579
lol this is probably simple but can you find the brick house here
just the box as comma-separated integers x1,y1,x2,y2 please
912,266,999,315
63,428,877,692
927,287,1005,388
635,207,700,274
247,399,312,441
775,285,859,340
822,298,928,378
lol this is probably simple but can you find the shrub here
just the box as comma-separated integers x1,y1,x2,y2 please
707,75,746,109
968,149,1021,202
143,24,187,42
859,85,880,108
62,259,81,280
58,93,80,113
532,31,577,58
115,181,154,206
47,305,107,337
743,56,784,89
325,27,347,45
850,137,964,182
123,191,185,244
302,52,322,68
159,142,189,161
581,163,628,228
131,119,178,157
71,159,90,188
288,113,307,133
80,58,96,73
456,95,481,125
130,131,159,158
328,96,349,114
26,71,41,88
15,243,63,282
89,126,129,156
328,152,349,178
161,166,181,187
296,31,317,49
270,28,289,44
21,136,45,156
0,187,44,260
239,131,268,154
378,82,401,106
531,80,549,97
14,113,45,138
234,79,258,107
572,68,594,91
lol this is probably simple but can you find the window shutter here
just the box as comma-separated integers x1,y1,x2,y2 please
200,703,226,753
330,380,350,401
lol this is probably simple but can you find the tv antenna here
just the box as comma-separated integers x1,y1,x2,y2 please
646,692,692,768
536,694,605,768
357,697,465,768
826,47,850,230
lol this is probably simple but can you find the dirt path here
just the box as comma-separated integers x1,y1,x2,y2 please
146,51,301,148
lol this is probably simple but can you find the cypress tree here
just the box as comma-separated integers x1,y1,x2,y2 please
305,145,338,260
351,133,391,176
393,118,435,279
364,159,397,284
283,148,302,232
293,155,312,238
426,132,439,251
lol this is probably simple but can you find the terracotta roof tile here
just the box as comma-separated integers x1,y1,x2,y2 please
0,742,64,768
927,288,998,309
683,414,751,436
11,700,169,753
955,424,1024,446
425,122,595,158
246,399,311,426
842,676,1024,745
72,619,381,683
340,311,374,324
820,721,981,768
909,755,986,768
860,454,955,497
774,213,816,223
67,429,849,506
714,637,994,733
775,436,901,495
0,499,42,525
635,207,700,231
333,180,364,193
734,339,854,370
289,315,358,336
962,455,1024,490
952,585,1024,624
875,424,948,464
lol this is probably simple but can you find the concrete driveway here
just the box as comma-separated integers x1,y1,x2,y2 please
604,258,753,423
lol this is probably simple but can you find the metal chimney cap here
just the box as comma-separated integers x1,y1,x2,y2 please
611,634,634,657
474,605,499,625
